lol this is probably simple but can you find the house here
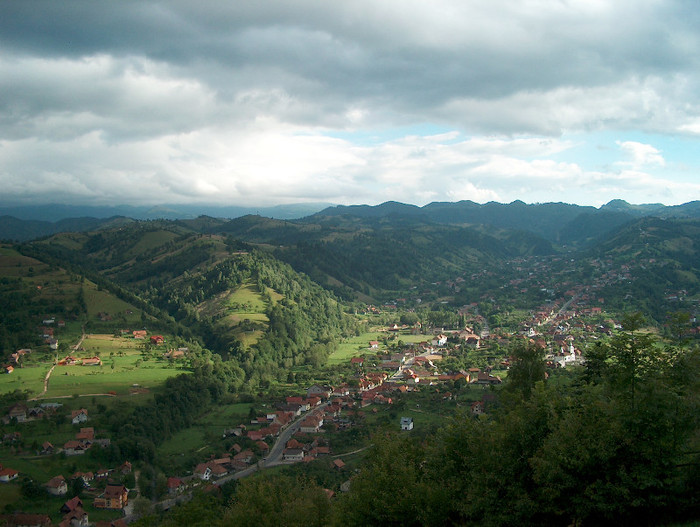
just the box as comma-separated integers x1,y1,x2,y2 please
332,384,350,397
306,396,322,407
194,463,212,481
283,448,304,462
333,459,346,470
94,468,110,479
61,506,89,527
150,335,165,345
93,483,128,509
45,475,68,496
208,463,228,478
119,461,132,474
167,477,185,496
40,441,54,455
233,449,254,464
246,430,264,441
286,438,304,450
7,403,28,422
368,341,379,349
81,357,101,366
63,440,89,456
132,330,147,339
61,496,84,514
0,468,19,482
432,334,448,347
2,513,52,527
59,356,79,366
400,417,414,431
75,427,94,441
473,372,502,385
27,407,45,420
71,472,94,486
350,356,365,365
470,401,485,416
71,409,88,424
299,414,324,433
307,384,332,399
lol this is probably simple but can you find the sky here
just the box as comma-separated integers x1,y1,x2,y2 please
1,0,700,209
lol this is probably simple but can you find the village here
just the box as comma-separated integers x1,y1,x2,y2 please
0,244,697,526
0,294,630,527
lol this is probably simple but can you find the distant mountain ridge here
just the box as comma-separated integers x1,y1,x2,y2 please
0,202,334,223
1,199,698,244
309,199,700,246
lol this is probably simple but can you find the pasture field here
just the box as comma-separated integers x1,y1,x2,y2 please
0,365,48,396
199,279,285,349
0,246,45,277
0,334,188,398
328,329,430,364
125,229,180,257
82,281,143,323
157,401,254,471
328,331,384,365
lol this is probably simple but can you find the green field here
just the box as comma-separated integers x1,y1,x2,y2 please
328,330,431,365
199,279,284,349
0,334,187,398
0,365,48,396
126,229,180,257
157,402,254,470
82,282,143,324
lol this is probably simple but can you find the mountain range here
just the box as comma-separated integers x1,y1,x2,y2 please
1,199,699,245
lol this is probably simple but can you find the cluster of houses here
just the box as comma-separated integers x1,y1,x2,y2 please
0,464,130,525
56,484,128,526
3,402,64,424
57,356,102,366
282,436,332,463
2,348,32,374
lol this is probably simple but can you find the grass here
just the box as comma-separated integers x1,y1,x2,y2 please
126,230,179,257
328,330,431,365
0,334,187,398
328,332,382,365
82,282,142,323
157,401,254,471
0,365,49,396
197,279,285,349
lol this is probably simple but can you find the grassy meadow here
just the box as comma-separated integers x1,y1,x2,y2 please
328,329,431,365
0,334,187,398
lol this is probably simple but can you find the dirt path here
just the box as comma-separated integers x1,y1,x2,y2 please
72,326,86,350
30,328,86,401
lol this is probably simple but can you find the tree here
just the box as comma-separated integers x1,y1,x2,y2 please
223,475,330,527
601,312,660,408
503,341,546,400
335,434,441,526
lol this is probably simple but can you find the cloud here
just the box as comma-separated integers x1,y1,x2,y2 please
616,141,665,168
0,1,699,208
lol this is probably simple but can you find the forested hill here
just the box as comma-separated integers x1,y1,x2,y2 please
308,199,700,246
20,224,359,381
3,199,699,245
212,213,554,297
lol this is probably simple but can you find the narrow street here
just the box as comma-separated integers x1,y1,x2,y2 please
213,401,329,487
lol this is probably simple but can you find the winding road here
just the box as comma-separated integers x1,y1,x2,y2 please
213,401,329,486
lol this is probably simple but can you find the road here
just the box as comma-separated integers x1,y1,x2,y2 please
214,401,329,486
29,327,85,401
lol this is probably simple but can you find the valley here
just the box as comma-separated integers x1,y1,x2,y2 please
0,200,698,526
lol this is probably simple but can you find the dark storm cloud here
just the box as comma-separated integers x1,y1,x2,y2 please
1,1,699,206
